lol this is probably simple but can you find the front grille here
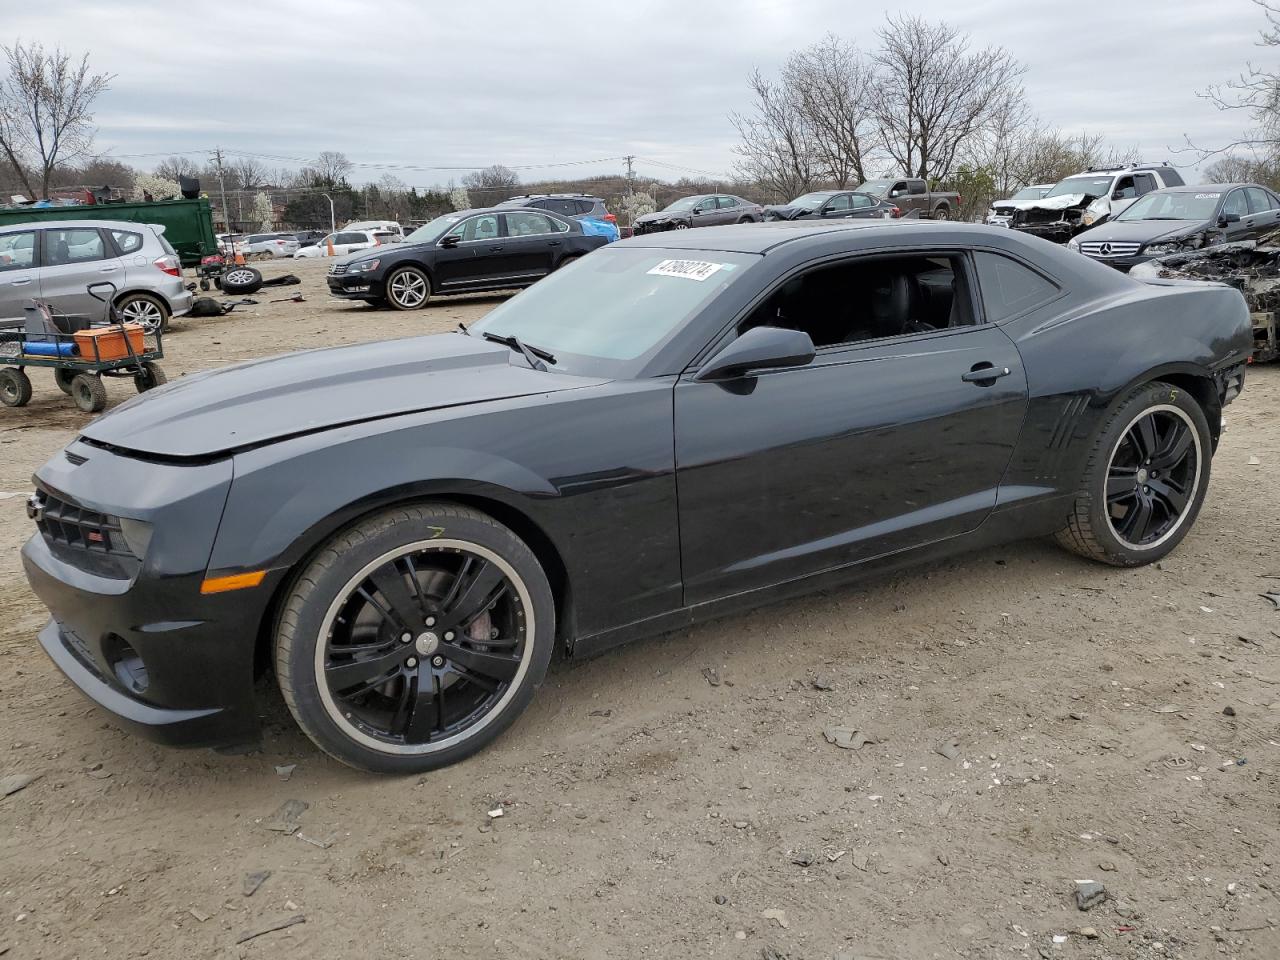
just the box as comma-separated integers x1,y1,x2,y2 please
34,491,129,556
1016,208,1069,225
329,263,348,276
1079,241,1141,258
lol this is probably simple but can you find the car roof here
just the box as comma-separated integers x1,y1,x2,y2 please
0,219,158,231
618,219,957,254
1159,182,1255,192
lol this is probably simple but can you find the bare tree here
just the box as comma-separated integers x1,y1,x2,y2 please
154,155,197,182
782,35,878,187
229,156,268,190
0,41,112,198
1196,1,1280,159
314,150,353,188
870,15,1025,182
730,68,817,201
461,164,520,197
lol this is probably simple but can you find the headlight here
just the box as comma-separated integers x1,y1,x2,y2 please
1142,242,1178,255
1082,198,1110,227
351,259,380,273
117,517,154,559
1067,238,1081,250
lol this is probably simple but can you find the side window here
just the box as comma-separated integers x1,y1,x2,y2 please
45,228,107,266
110,230,144,254
334,232,364,244
1134,173,1157,196
719,196,738,209
548,216,571,233
974,251,1059,322
908,180,927,195
890,181,907,196
1245,187,1275,213
850,194,875,209
506,211,556,236
1112,176,1137,200
0,231,37,271
574,200,595,215
737,253,975,348
446,215,500,242
826,194,852,211
1222,190,1250,218
547,199,577,216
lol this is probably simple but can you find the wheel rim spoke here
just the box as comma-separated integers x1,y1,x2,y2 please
1106,468,1137,502
367,561,428,632
442,643,521,683
393,669,438,741
1147,477,1188,515
438,558,505,631
1152,425,1192,470
1130,414,1159,461
1121,493,1155,542
326,645,404,695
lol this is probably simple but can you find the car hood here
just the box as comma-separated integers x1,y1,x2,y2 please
1073,219,1207,245
762,205,809,219
81,334,606,459
634,210,684,224
1015,193,1095,212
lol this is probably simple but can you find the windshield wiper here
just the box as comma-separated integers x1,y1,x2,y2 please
457,322,469,335
481,331,556,371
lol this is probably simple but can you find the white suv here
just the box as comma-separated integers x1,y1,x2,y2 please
1009,164,1186,243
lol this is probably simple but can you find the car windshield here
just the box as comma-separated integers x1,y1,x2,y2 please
854,180,894,196
1044,177,1112,199
1115,191,1223,222
663,197,704,212
788,192,832,209
468,247,760,377
1011,186,1047,203
403,213,465,245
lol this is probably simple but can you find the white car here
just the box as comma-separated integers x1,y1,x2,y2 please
233,233,300,259
293,229,397,258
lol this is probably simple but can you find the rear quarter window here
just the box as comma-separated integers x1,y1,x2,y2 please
110,229,144,254
974,251,1060,322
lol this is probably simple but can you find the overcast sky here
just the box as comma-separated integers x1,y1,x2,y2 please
6,0,1271,186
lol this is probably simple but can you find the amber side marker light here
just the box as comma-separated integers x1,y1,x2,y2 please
200,570,267,594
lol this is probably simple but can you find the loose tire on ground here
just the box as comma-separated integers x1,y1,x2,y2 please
1055,380,1212,567
115,292,170,334
221,266,263,295
0,368,33,407
274,502,556,774
70,373,107,413
53,367,75,395
134,362,167,393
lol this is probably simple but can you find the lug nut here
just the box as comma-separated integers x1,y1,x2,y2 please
431,655,445,668
1143,486,1150,493
425,616,436,627
401,632,412,643
444,631,455,641
406,657,418,668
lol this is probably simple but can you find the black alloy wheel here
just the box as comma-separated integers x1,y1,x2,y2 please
1105,406,1199,548
275,504,554,773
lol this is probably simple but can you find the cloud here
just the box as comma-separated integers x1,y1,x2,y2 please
4,0,1268,184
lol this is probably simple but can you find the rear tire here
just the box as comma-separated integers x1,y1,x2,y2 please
70,373,107,413
53,367,75,395
274,502,555,774
0,368,32,407
115,292,170,334
931,205,951,221
1055,381,1211,566
556,255,581,270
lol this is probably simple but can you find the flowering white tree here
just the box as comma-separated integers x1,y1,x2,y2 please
618,191,657,225
448,185,470,211
130,173,179,201
251,191,273,231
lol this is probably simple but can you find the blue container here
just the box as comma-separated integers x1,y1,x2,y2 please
22,341,78,358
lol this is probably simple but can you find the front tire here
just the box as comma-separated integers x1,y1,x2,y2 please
385,266,431,310
1055,381,1211,566
0,368,32,407
134,362,167,392
274,503,555,774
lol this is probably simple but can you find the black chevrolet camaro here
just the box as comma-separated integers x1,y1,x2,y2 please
326,207,608,310
23,222,1251,773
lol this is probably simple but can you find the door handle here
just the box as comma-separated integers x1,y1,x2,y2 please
488,245,504,252
99,265,119,273
549,240,562,247
961,362,1012,385
10,277,32,285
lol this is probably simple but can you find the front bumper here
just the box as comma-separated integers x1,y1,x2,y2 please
327,273,384,299
1012,222,1077,244
632,220,679,234
1078,252,1152,273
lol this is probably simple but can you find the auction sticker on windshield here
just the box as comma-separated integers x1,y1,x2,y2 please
647,259,726,281
1194,193,1221,199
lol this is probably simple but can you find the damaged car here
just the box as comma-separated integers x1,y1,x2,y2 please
23,220,1252,774
1132,235,1280,362
1010,164,1185,243
762,190,899,221
986,184,1053,227
631,194,762,233
1069,183,1280,271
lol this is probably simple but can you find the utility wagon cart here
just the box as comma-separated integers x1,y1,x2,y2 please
0,282,167,413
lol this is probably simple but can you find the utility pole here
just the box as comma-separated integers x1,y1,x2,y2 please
212,147,230,233
624,155,635,196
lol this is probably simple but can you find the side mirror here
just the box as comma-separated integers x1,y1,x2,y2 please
889,190,903,198
691,206,704,215
1220,211,1241,225
441,234,462,248
694,326,816,382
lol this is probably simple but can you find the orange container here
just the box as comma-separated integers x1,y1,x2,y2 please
73,324,145,362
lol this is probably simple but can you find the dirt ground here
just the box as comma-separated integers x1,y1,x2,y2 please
1,257,1278,960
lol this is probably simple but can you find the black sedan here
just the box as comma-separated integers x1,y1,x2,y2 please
326,207,608,309
23,222,1252,774
631,194,763,233
763,190,899,221
1069,183,1280,271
